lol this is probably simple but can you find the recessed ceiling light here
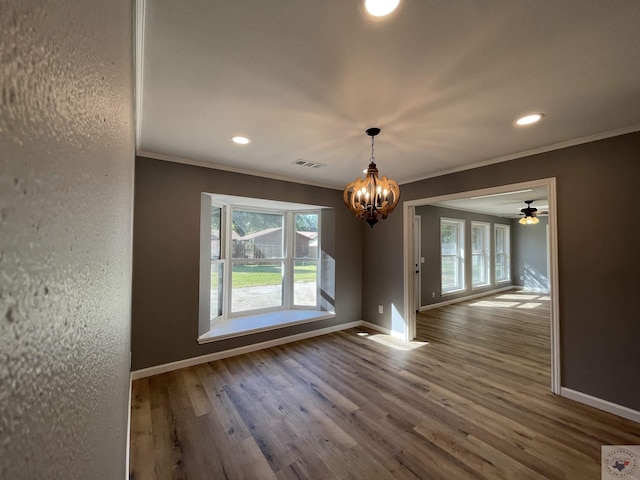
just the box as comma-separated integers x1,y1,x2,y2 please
515,113,544,126
365,0,400,17
231,136,251,145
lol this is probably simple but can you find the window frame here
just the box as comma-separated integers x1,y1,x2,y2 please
221,205,321,319
291,212,321,310
210,201,225,321
440,218,465,294
471,221,491,289
494,224,511,283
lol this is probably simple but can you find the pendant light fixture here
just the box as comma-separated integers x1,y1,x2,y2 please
519,200,540,225
343,128,400,227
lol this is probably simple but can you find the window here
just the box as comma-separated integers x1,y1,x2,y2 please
441,218,465,293
199,194,331,342
471,222,490,288
293,213,319,307
230,210,285,314
495,224,511,283
210,205,224,319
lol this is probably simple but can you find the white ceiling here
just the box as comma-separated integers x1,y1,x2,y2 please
138,0,640,189
435,186,548,218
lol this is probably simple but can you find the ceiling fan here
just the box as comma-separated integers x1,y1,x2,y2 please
518,200,547,224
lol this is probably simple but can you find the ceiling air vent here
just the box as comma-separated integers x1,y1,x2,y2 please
292,159,326,169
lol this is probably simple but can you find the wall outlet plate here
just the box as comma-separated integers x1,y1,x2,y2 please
378,305,383,314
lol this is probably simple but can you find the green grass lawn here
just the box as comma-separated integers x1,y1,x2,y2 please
213,262,317,288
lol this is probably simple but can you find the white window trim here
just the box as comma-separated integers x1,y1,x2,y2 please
199,194,331,343
471,221,491,289
291,211,322,311
226,206,287,318
494,224,511,284
441,218,465,295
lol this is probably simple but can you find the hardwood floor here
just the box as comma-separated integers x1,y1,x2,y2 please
130,290,640,479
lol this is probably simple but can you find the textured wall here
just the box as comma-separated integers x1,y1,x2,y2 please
363,132,640,411
132,157,362,370
0,1,134,478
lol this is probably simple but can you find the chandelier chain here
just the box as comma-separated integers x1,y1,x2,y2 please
370,135,375,163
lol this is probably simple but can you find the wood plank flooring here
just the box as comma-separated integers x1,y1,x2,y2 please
130,290,640,479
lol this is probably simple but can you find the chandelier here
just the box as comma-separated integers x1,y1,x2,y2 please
343,128,400,227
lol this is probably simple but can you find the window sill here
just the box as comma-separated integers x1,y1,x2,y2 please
198,309,335,344
442,288,465,296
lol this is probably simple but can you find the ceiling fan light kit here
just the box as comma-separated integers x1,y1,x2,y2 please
519,200,540,225
343,128,400,228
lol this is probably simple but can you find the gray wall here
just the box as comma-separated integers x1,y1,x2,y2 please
415,205,512,307
0,1,134,478
512,216,549,291
362,131,640,411
132,157,362,370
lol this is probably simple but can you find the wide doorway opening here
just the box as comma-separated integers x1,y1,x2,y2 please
403,178,560,393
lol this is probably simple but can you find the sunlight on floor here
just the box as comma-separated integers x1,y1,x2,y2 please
497,294,539,300
470,301,520,308
470,292,549,310
356,332,428,351
517,302,542,309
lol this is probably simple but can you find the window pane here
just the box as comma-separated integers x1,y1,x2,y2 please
210,262,223,319
211,206,221,260
441,256,458,289
495,225,510,282
496,229,504,252
295,213,319,258
472,254,486,285
441,224,457,255
294,261,317,306
496,254,504,280
231,262,283,313
232,210,284,259
472,226,483,253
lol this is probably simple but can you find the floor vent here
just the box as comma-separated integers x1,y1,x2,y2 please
292,159,326,168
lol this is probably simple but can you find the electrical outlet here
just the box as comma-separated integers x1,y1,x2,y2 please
520,275,524,281
432,292,435,298
420,257,425,264
378,305,383,314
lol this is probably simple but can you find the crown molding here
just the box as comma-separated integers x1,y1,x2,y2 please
137,150,343,190
398,123,640,186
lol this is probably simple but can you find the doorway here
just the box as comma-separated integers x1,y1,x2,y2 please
413,215,421,313
403,178,560,394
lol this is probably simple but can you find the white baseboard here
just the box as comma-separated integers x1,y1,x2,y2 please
131,320,364,380
359,321,392,335
418,285,514,311
561,387,640,424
